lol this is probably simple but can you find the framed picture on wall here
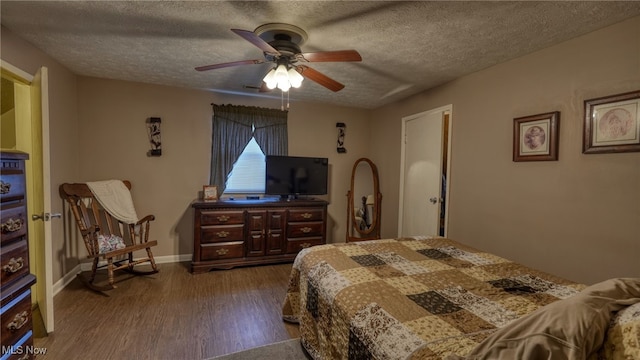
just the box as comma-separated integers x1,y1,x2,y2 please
203,185,218,201
583,90,640,154
513,111,560,162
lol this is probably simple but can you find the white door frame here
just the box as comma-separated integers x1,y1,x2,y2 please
398,104,453,237
1,60,55,332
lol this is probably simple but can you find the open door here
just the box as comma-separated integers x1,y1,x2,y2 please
398,105,452,238
2,62,55,334
30,67,55,334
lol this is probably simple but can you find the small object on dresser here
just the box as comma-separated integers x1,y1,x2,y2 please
203,185,218,201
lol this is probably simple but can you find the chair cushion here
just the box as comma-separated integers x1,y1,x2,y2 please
98,234,126,253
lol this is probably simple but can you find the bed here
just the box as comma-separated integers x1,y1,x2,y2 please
282,237,640,360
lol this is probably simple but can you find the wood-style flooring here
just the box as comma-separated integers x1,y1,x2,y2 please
33,262,300,360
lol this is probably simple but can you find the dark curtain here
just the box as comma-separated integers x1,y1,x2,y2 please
210,104,288,193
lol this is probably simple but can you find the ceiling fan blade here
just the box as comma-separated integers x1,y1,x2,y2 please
195,59,265,72
231,29,280,55
296,65,345,92
297,50,362,63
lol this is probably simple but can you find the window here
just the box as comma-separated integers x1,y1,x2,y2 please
223,137,265,194
210,104,287,195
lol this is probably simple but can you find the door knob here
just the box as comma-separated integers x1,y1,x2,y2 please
32,213,62,221
429,197,438,204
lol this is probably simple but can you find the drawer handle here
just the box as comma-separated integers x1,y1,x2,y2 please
299,243,311,249
300,227,312,234
217,215,230,222
216,231,229,238
216,248,229,256
301,213,312,219
0,180,11,194
1,218,23,233
3,257,24,274
7,311,28,332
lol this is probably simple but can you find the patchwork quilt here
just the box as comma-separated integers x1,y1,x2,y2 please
282,237,585,360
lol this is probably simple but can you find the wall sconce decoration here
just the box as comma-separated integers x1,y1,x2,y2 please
147,117,162,156
336,122,346,153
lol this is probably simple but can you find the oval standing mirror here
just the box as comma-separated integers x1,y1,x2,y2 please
346,158,381,242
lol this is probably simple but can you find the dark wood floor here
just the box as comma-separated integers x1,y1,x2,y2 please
34,262,300,360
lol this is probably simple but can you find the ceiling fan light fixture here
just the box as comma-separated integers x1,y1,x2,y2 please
288,67,304,88
274,64,288,81
275,65,290,91
263,68,277,89
262,64,303,92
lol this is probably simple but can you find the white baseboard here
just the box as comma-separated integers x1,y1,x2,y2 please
52,254,193,296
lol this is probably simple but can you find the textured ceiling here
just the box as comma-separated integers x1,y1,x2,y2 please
2,1,640,109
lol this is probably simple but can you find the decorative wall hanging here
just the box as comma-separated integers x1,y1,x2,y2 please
583,90,640,154
513,111,560,162
147,117,162,156
336,122,346,153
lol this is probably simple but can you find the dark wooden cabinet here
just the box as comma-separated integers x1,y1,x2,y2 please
1,151,37,359
191,199,328,273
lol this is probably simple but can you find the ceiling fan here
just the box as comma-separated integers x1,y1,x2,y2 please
195,23,362,92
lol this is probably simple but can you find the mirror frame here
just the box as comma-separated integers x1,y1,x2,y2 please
346,157,382,242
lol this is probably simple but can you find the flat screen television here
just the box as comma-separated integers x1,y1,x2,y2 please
265,155,328,198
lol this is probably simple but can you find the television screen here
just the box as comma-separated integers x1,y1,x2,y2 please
265,155,328,197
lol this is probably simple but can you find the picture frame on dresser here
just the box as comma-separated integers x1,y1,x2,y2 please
203,185,218,201
513,111,560,162
583,90,640,154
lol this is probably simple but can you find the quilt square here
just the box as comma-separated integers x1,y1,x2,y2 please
348,329,373,360
489,278,537,294
369,265,405,279
408,291,462,315
417,248,451,259
439,309,496,333
306,280,319,318
351,254,386,267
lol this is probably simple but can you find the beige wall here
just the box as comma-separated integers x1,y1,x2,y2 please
371,16,640,284
75,78,372,259
1,25,80,282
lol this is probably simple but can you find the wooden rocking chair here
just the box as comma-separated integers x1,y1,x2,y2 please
60,181,158,291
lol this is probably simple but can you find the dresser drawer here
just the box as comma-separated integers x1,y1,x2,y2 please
1,239,29,288
200,210,245,225
0,173,26,204
288,208,324,222
200,242,244,260
200,225,244,243
286,238,324,254
0,288,32,348
1,205,28,245
287,222,324,238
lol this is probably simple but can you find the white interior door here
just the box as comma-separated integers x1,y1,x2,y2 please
3,61,55,333
30,66,55,333
398,106,450,237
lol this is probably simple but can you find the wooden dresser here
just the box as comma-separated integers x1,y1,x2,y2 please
191,199,328,273
1,151,37,359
